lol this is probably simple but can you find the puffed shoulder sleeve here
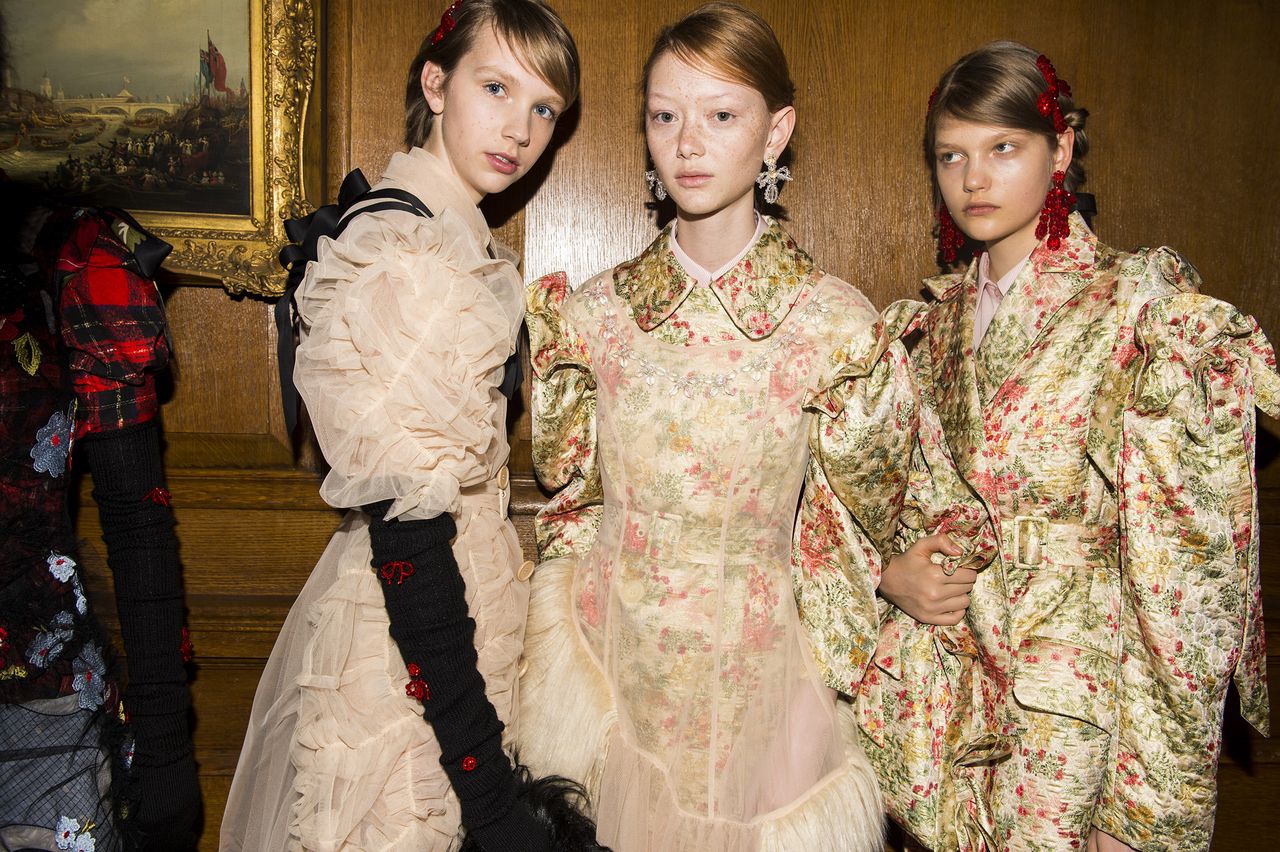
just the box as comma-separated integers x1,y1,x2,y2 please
528,272,602,561
294,207,522,521
794,296,921,692
1097,285,1279,847
56,211,172,438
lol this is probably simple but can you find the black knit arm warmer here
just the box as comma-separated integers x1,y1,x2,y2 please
365,501,549,852
80,419,200,850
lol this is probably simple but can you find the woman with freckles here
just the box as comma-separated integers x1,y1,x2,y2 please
515,3,915,849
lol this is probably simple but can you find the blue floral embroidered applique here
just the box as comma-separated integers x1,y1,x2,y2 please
31,403,76,477
72,642,107,710
55,815,97,851
26,610,75,669
48,552,77,583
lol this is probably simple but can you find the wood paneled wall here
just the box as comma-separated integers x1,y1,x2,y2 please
74,1,1280,849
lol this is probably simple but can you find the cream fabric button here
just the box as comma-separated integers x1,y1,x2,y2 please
518,560,535,581
497,467,510,489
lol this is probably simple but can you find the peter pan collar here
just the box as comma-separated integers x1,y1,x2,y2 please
613,217,818,340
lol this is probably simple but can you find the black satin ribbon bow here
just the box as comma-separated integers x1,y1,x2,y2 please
274,169,523,436
275,169,375,434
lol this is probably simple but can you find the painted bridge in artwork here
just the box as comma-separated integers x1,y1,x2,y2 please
54,95,183,119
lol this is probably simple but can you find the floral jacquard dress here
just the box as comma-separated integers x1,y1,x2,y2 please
861,212,1280,851
517,220,917,852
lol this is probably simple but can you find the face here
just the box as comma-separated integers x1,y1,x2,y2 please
933,116,1073,258
421,25,565,203
645,53,793,221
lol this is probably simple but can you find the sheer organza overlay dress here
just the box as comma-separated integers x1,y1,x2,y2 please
518,221,919,851
221,149,528,851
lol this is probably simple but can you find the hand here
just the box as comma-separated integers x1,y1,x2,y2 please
878,533,977,626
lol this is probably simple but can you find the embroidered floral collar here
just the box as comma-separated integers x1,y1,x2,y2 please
612,217,818,339
923,210,1098,300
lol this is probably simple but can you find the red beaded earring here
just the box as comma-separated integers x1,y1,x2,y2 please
937,203,964,264
1035,170,1074,251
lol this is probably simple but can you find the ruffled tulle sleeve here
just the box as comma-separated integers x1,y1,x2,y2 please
55,211,172,438
793,295,921,694
527,272,602,560
294,206,522,521
1095,287,1279,845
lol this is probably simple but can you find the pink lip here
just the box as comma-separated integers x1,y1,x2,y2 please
675,173,711,187
964,203,998,215
487,153,519,175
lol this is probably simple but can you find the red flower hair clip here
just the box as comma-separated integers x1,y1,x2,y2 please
432,0,465,46
1034,54,1072,134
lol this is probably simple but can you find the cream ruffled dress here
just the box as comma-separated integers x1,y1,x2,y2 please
220,148,527,851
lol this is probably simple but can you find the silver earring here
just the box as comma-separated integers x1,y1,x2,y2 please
755,156,792,205
645,169,667,201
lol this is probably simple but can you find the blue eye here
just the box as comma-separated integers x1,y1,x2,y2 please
994,141,1015,153
485,82,505,96
714,111,733,122
534,104,558,121
652,111,675,124
938,151,962,164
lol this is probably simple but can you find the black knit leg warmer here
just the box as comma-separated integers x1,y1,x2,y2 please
81,421,200,850
366,502,548,852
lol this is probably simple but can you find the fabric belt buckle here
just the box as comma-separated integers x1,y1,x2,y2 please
1012,515,1049,568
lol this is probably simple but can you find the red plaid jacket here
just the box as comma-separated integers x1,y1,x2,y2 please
48,210,172,437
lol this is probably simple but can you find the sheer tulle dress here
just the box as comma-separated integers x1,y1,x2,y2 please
220,149,528,851
518,222,919,851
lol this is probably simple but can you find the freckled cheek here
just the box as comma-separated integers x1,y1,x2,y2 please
646,127,680,167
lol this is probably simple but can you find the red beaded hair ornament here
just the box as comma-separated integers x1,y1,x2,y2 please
431,0,464,46
1033,54,1075,250
1034,54,1072,134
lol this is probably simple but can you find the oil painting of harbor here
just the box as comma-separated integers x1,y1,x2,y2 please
1,0,252,216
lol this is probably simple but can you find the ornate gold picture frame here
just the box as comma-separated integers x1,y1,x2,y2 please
1,0,315,297
161,0,316,296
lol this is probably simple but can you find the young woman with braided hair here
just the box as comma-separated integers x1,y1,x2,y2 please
222,3,602,850
864,40,1280,852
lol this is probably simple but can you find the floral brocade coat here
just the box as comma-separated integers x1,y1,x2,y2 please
862,212,1280,851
